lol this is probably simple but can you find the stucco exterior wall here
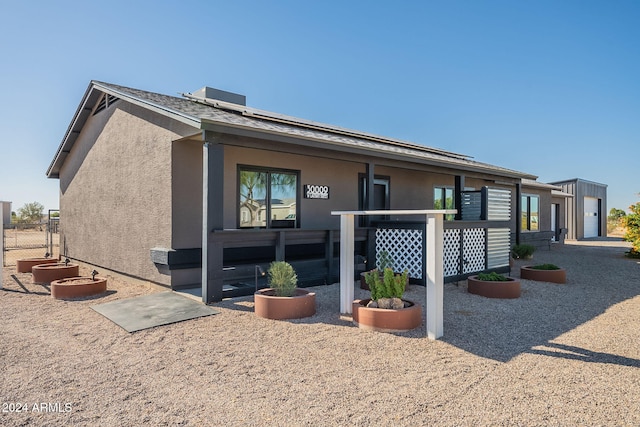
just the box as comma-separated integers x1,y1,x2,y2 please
172,140,204,248
59,101,198,286
520,186,553,232
223,144,364,230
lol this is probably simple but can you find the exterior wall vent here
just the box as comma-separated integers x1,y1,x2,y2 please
93,93,119,115
190,86,246,106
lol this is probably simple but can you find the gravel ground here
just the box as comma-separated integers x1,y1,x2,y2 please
1,239,638,426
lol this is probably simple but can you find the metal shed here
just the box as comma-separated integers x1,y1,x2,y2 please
548,178,607,240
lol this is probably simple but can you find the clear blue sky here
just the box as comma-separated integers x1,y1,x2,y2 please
1,0,638,214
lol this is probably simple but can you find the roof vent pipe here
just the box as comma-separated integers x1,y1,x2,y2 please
189,87,246,106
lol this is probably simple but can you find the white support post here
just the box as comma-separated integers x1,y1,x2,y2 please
425,213,444,339
333,209,453,337
339,214,355,314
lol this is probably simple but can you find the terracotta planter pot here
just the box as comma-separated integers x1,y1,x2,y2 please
16,257,58,273
254,288,316,320
520,266,566,284
51,276,107,299
467,275,521,299
352,298,422,332
32,263,80,284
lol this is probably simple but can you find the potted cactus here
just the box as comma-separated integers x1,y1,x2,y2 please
254,261,316,320
360,250,408,290
353,268,421,332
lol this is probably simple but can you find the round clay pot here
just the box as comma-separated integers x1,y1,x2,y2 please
254,288,316,320
467,275,521,299
51,276,107,299
32,263,80,284
16,257,58,273
352,298,422,332
520,266,566,284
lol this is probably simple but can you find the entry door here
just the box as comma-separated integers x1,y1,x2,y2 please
584,197,599,238
373,182,388,210
359,176,390,223
370,179,390,223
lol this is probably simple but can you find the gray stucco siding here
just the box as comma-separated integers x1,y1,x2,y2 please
59,101,198,286
171,139,204,249
223,144,364,230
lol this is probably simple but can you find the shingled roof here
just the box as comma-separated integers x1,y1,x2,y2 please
47,80,537,180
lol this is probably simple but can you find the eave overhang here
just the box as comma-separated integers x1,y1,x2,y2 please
200,118,537,181
46,81,201,179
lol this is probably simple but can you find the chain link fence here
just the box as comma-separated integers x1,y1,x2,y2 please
2,211,59,266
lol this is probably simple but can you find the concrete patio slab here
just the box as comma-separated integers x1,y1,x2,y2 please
91,291,220,332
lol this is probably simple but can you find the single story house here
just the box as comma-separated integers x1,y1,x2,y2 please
47,81,567,302
548,178,607,240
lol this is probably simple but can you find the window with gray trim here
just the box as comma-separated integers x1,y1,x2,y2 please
521,194,539,231
238,167,298,228
434,186,455,220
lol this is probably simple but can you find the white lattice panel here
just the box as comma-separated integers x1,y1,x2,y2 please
443,229,461,277
376,228,423,279
462,228,485,274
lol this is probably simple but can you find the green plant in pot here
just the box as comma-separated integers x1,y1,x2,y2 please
364,268,408,309
360,249,411,290
468,271,521,298
255,261,315,320
476,271,510,281
530,263,560,270
267,261,298,297
512,244,535,259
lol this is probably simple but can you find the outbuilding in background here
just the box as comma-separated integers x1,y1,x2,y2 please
548,178,607,240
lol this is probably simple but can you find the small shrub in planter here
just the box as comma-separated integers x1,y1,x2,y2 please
530,263,560,270
354,267,420,331
468,271,521,299
254,261,315,320
360,250,406,290
512,244,536,259
520,263,566,283
364,268,408,309
476,271,510,281
267,261,298,297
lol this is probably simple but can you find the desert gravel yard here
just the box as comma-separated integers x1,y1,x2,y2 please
1,239,638,426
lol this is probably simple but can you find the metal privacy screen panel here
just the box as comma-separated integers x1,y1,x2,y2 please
91,292,220,332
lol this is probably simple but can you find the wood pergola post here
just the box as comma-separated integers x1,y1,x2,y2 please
332,209,453,340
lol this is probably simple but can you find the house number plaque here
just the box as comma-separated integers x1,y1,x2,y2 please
304,184,330,199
